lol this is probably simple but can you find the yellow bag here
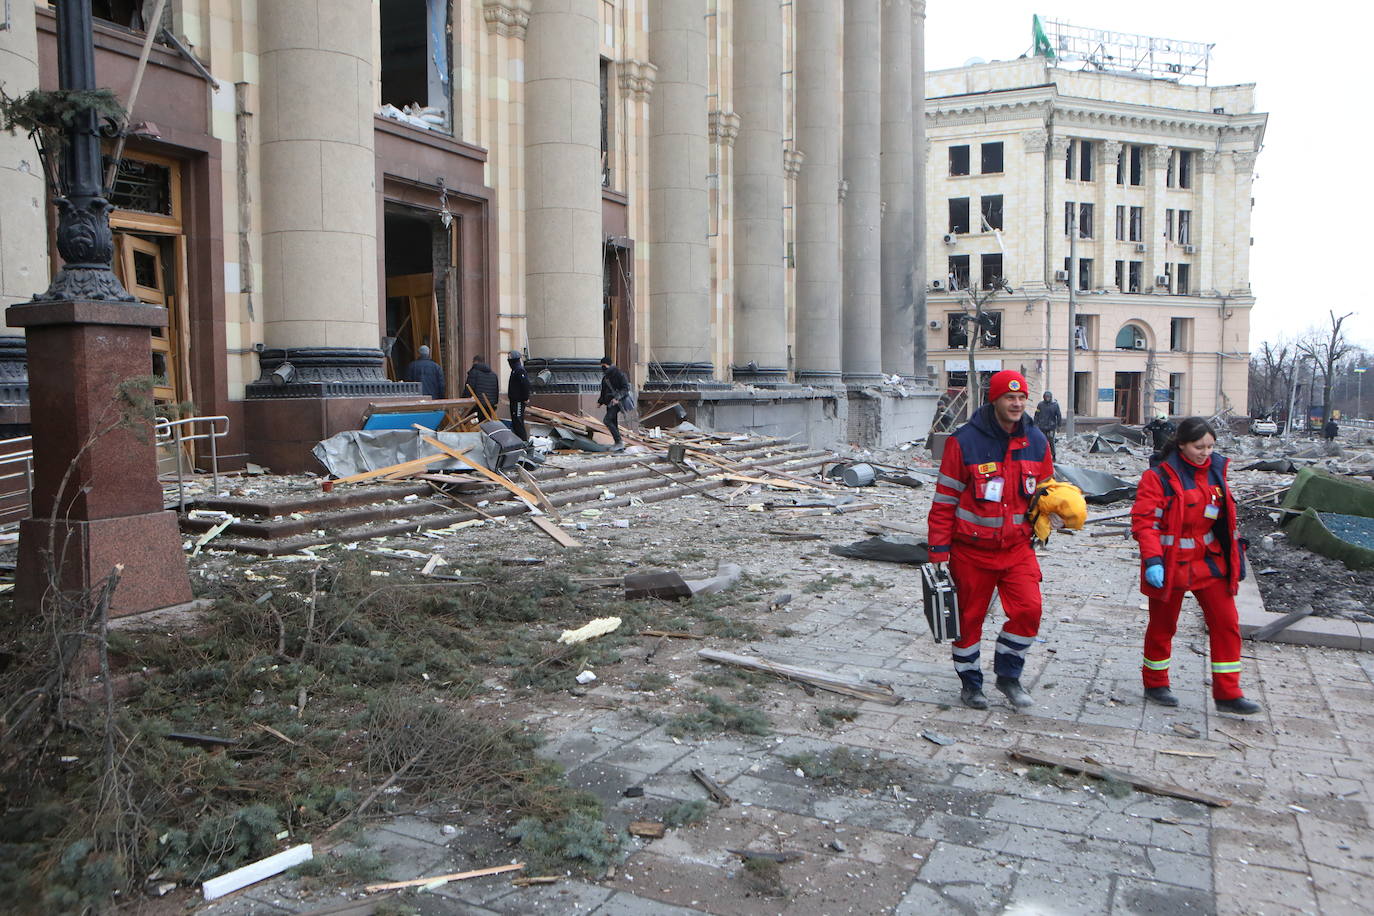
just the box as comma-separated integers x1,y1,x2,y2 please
1030,479,1088,543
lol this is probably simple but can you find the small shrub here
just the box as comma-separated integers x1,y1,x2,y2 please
666,692,771,738
662,800,710,828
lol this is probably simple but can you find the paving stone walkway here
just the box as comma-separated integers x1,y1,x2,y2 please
201,479,1373,915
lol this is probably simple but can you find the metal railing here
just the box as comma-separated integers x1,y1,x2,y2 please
156,415,230,511
0,435,34,525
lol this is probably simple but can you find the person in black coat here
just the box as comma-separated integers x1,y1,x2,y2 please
405,345,445,400
507,350,531,440
1143,413,1176,466
1033,392,1062,456
597,356,632,450
464,356,500,415
1324,416,1339,441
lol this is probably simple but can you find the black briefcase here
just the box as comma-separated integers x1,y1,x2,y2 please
920,563,960,643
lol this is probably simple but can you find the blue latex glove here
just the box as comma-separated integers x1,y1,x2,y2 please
1145,564,1165,588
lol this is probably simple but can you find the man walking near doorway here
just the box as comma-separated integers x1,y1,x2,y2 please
406,345,445,400
507,350,531,440
927,370,1056,710
598,356,632,451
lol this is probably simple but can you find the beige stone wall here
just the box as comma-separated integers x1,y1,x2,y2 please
0,0,49,315
924,60,1264,418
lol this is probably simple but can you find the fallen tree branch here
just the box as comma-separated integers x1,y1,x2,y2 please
1007,747,1231,808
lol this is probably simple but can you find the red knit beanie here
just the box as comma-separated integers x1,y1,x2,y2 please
987,370,1029,402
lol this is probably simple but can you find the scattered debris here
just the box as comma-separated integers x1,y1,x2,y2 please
727,849,800,863
1171,723,1202,740
574,670,598,685
683,562,743,597
530,516,580,547
690,768,734,806
625,570,692,600
921,731,957,747
1247,605,1315,641
628,821,666,839
363,863,525,893
622,786,645,798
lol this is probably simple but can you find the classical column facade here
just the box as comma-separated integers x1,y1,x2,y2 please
1144,144,1172,292
524,0,604,385
841,0,883,382
250,0,405,397
911,0,928,382
0,0,48,407
647,0,713,385
880,0,916,380
1229,150,1258,293
793,0,842,385
731,0,787,383
1195,150,1219,294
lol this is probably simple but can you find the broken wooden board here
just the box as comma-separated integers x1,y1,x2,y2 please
364,863,525,893
625,570,692,600
203,844,314,900
1007,748,1231,808
321,453,447,493
627,821,666,839
529,516,580,548
1247,605,1314,642
517,466,562,520
697,648,903,705
421,435,540,507
690,768,734,806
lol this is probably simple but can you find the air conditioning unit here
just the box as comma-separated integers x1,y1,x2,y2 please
1155,275,1171,286
1183,244,1197,254
930,279,945,291
1134,339,1147,349
929,319,943,330
942,233,958,245
1134,243,1147,253
1053,270,1069,282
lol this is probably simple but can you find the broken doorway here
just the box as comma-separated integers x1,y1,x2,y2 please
604,238,634,371
380,0,452,133
1114,371,1143,424
1073,371,1092,418
383,205,453,395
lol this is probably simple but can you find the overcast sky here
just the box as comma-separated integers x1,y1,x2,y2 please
925,1,1374,354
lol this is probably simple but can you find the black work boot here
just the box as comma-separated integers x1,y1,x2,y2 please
1215,696,1262,716
996,676,1033,709
1144,686,1179,707
960,684,989,710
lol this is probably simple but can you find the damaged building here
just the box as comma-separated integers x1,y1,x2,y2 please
0,0,940,470
923,22,1266,424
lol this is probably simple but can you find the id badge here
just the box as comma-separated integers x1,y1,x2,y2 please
1203,503,1220,520
983,476,1004,502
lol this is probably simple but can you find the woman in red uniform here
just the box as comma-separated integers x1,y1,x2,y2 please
1130,417,1260,715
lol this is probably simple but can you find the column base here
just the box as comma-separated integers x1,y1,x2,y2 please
795,369,844,387
245,347,421,399
731,364,790,387
15,511,193,617
644,361,730,391
524,357,606,393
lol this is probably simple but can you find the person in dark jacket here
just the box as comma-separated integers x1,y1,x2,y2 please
1143,413,1176,466
506,350,531,440
1033,392,1062,456
597,356,632,450
1130,417,1259,715
405,345,445,399
464,356,500,415
1324,416,1339,441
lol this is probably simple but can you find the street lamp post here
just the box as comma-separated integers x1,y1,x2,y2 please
5,0,191,616
1356,367,1368,421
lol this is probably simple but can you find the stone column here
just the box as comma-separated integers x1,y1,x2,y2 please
911,0,928,382
0,0,48,409
1229,150,1258,294
523,0,604,386
1195,150,1219,294
1048,134,1072,283
732,0,787,384
880,0,915,380
1100,140,1123,287
647,0,713,385
793,0,842,385
258,0,382,352
842,0,883,382
1144,144,1172,292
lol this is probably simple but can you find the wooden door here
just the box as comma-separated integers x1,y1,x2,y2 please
115,233,180,403
385,273,441,393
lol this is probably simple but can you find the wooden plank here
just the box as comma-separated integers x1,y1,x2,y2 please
865,519,927,536
1007,748,1231,808
719,473,817,491
421,434,540,506
529,516,580,548
691,768,734,806
1247,605,1314,642
697,648,903,705
203,844,314,900
364,863,525,893
321,453,447,492
642,629,705,640
517,466,562,520
628,821,666,839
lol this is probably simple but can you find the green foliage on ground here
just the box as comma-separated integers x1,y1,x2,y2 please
666,692,772,738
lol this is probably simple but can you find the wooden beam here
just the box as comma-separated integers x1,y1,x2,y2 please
1247,605,1315,642
1007,748,1231,808
529,516,580,547
421,434,539,506
364,863,525,893
321,453,447,492
697,648,903,705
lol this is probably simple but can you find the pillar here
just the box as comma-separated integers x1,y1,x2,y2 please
842,0,883,382
647,0,713,385
911,0,929,382
1144,144,1172,292
793,0,842,384
1229,150,1258,294
732,0,787,384
880,0,915,380
523,0,604,386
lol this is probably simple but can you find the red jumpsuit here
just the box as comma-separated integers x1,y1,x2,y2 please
1130,453,1246,700
928,405,1055,690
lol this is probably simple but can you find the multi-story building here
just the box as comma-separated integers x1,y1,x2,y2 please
0,1,939,469
923,46,1266,424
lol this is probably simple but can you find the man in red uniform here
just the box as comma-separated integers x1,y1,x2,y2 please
927,370,1055,710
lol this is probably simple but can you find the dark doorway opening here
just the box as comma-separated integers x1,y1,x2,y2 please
604,239,634,372
1074,371,1093,417
1114,371,1143,424
383,205,454,393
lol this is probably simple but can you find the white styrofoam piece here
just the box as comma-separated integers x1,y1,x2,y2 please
202,843,313,901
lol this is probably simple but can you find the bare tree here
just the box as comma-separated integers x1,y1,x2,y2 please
951,279,1010,406
1296,311,1356,425
1247,339,1296,419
